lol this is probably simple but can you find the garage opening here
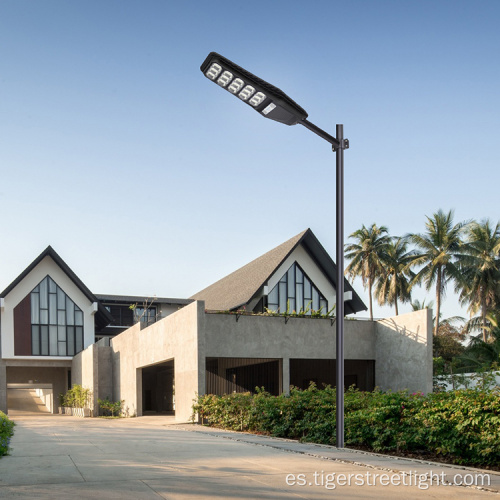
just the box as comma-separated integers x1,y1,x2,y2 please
7,384,53,416
290,359,375,391
141,360,175,415
206,357,281,396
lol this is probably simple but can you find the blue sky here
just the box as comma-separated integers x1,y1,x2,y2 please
1,0,499,320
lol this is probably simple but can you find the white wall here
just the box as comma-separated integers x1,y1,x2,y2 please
0,255,95,359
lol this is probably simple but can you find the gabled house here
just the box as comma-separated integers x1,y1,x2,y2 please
0,229,433,421
190,228,366,315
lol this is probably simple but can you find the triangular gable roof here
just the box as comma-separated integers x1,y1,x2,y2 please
0,246,114,329
190,229,367,315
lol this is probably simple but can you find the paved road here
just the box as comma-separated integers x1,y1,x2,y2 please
0,415,498,499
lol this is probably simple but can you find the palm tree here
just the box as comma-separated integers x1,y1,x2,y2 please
345,224,391,320
411,298,434,311
458,219,500,341
375,237,415,315
408,209,468,335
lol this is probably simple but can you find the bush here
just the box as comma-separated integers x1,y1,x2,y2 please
98,396,124,417
0,411,15,457
192,385,500,466
63,385,91,408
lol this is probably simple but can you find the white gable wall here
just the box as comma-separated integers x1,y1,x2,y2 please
1,256,95,359
266,245,336,312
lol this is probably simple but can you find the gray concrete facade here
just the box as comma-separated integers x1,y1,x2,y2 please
72,302,433,423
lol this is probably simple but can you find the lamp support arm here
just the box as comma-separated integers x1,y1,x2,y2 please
299,119,348,151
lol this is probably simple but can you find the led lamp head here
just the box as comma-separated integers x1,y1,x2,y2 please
201,52,308,126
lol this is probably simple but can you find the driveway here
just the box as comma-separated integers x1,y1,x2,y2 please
0,415,498,499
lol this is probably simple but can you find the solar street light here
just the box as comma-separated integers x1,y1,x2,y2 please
200,52,348,448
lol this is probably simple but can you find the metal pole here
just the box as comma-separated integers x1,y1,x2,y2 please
335,123,344,448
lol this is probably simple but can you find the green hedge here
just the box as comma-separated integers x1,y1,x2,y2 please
192,385,500,466
0,411,15,457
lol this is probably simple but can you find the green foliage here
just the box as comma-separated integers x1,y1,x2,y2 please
192,385,500,466
62,384,91,408
98,396,124,417
0,411,15,457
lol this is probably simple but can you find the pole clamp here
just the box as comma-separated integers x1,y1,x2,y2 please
332,138,349,152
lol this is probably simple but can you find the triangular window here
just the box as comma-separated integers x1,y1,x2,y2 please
267,262,328,314
30,276,84,356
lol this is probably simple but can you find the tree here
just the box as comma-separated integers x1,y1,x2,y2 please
345,224,391,320
375,237,415,315
411,298,434,311
408,209,468,335
459,219,500,341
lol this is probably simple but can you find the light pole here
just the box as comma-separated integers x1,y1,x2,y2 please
200,52,349,448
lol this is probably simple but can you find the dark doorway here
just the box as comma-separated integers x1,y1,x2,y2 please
290,359,375,391
141,360,175,414
206,357,280,396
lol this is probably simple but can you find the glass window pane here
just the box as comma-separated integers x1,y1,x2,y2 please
32,326,40,355
296,266,303,283
41,326,49,355
58,326,66,341
268,284,278,305
67,327,75,356
31,293,39,323
75,326,83,353
320,299,328,314
75,310,83,326
57,287,66,309
40,309,48,325
66,298,75,325
279,282,287,312
287,267,295,298
288,298,295,312
304,277,312,299
49,326,57,355
312,288,320,310
49,293,57,324
58,341,67,356
48,277,56,293
58,310,66,326
39,277,48,309
296,283,304,311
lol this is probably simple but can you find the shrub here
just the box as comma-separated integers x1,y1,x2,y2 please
63,385,91,408
98,396,124,417
0,411,15,457
192,385,500,466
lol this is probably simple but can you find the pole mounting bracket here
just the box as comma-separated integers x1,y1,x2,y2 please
332,138,349,152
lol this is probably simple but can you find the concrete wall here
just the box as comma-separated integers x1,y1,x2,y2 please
0,361,6,413
375,309,433,394
110,300,204,422
204,313,375,359
72,339,113,416
34,386,53,412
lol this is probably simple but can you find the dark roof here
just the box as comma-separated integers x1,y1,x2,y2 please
190,229,367,315
96,294,193,306
0,246,114,330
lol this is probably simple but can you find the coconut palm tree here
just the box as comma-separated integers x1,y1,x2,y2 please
411,298,434,311
458,219,500,341
375,237,415,315
345,223,391,320
408,209,468,335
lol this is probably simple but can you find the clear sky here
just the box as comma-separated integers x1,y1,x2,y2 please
1,0,499,321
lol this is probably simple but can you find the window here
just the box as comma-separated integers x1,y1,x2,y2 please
133,306,157,327
30,276,84,356
267,262,328,314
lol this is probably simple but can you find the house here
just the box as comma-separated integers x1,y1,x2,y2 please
0,229,433,421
